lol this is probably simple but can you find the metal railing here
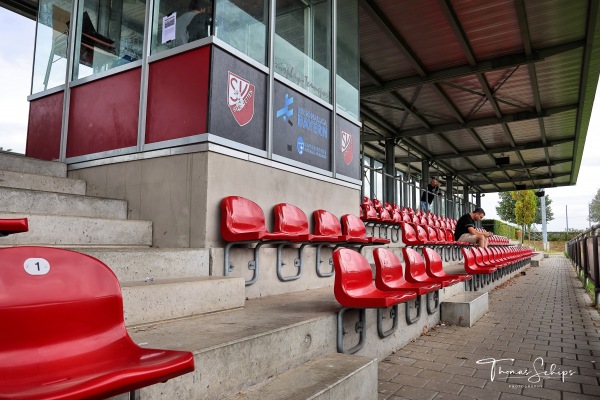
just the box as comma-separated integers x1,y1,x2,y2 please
566,223,600,306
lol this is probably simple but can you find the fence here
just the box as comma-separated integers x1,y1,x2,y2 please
566,223,600,306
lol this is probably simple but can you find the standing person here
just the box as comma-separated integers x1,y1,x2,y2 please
454,207,492,248
176,0,212,45
420,177,441,213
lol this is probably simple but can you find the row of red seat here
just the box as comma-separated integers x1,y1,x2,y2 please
462,245,534,290
332,244,533,353
221,196,392,285
360,197,510,246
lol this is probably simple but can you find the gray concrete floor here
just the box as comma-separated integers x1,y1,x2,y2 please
378,256,600,400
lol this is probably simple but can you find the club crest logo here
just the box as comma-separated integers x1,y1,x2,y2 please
228,71,255,126
341,130,353,165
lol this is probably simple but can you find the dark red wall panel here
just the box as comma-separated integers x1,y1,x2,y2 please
26,91,64,160
66,68,141,158
145,46,210,144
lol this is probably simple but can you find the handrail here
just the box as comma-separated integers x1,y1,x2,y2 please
565,223,600,306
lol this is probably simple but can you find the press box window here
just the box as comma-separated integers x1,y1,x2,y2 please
31,0,74,93
213,0,268,65
151,0,214,54
72,0,145,80
275,0,332,103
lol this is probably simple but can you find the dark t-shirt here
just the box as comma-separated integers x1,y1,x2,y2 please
454,213,475,241
420,183,439,203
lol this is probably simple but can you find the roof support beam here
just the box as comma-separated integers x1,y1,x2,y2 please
395,104,578,138
434,138,574,160
452,158,573,176
360,40,585,97
515,0,554,185
469,171,572,186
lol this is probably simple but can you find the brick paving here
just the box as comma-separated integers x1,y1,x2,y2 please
378,256,600,400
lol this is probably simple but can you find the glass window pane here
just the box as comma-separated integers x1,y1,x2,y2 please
151,0,213,55
74,0,146,80
362,155,370,199
214,0,267,65
374,160,383,200
275,0,331,103
32,0,73,93
336,0,358,119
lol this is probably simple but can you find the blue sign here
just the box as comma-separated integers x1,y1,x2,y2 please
297,136,304,154
276,94,294,125
273,82,331,171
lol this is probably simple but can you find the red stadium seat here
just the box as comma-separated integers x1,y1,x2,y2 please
0,246,194,400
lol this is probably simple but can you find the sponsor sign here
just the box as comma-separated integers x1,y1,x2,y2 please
335,116,360,179
228,71,255,126
209,48,266,150
273,81,331,171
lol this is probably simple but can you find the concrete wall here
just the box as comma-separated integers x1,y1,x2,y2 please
69,151,361,249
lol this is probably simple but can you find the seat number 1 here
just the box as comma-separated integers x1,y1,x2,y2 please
24,258,51,275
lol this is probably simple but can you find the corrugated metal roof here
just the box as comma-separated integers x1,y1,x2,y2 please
360,0,600,193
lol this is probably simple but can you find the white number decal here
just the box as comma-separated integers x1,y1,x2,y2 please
24,258,50,275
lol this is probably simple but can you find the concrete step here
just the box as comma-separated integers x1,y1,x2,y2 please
0,152,66,177
222,353,377,400
0,170,86,195
0,213,152,246
129,287,442,400
122,276,246,326
70,247,210,282
0,187,128,219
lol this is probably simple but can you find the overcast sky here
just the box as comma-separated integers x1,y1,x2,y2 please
1,8,599,232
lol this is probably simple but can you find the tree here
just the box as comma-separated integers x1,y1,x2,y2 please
591,188,600,223
496,192,517,224
511,190,537,243
496,190,554,224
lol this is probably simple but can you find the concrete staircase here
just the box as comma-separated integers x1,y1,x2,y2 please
0,152,377,400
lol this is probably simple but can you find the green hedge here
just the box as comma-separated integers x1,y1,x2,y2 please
482,219,519,239
481,219,582,241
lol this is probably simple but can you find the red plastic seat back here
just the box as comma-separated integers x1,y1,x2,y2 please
400,222,417,244
426,226,438,241
362,203,379,221
0,218,29,236
379,208,393,222
462,247,476,268
313,210,343,236
415,224,429,242
221,196,268,241
402,247,429,282
422,247,444,275
341,214,367,239
373,248,406,287
332,248,375,305
273,203,310,235
0,247,127,378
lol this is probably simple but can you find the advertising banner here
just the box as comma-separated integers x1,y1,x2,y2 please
273,81,331,171
335,115,360,179
209,47,267,150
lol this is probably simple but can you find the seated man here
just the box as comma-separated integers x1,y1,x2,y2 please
454,207,492,248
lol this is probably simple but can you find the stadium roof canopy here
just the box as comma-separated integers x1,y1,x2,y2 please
359,0,600,193
3,0,599,194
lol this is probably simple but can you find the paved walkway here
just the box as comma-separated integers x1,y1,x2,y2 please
378,256,600,400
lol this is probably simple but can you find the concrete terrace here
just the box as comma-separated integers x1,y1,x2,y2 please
378,256,600,400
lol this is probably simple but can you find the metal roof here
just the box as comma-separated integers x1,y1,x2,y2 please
359,0,600,193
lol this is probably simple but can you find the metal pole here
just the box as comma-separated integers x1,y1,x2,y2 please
593,230,599,306
566,205,569,240
541,194,548,251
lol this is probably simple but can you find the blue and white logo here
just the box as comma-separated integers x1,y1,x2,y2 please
276,94,294,126
297,136,304,154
